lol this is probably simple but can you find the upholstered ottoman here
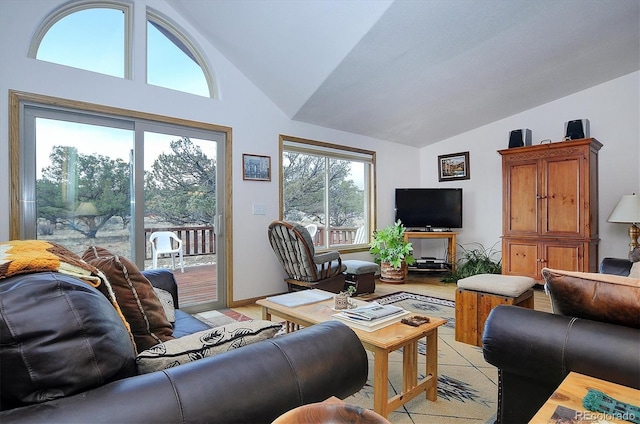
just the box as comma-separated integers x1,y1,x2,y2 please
342,260,379,295
455,274,535,346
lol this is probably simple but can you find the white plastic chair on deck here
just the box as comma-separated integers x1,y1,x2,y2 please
305,224,318,238
150,231,184,273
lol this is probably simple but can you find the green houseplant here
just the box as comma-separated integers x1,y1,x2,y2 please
441,241,501,284
369,220,416,283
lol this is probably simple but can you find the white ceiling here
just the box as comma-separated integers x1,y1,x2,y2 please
167,0,640,148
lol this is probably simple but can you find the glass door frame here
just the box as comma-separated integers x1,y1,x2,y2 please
10,91,232,310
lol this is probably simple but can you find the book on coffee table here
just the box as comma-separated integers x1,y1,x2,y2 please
332,308,411,332
340,303,405,321
266,290,333,307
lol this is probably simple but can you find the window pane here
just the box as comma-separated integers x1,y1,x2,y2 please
37,8,125,78
144,132,218,305
283,152,327,246
147,20,210,97
282,149,370,249
35,118,133,256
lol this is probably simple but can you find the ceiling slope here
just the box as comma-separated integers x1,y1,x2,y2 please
168,0,640,147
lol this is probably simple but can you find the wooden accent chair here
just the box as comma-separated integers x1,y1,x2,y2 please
268,221,346,293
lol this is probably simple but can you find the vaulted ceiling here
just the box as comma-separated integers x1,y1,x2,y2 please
167,0,640,148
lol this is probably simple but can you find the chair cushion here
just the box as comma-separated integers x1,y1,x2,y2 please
136,320,282,373
343,260,378,275
457,274,535,297
0,272,137,409
83,246,174,351
542,268,640,328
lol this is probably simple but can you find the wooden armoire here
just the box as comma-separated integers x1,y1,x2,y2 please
498,138,602,282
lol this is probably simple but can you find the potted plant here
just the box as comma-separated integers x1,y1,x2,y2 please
369,220,416,283
441,241,502,284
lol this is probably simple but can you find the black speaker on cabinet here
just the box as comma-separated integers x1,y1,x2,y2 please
564,119,590,140
508,129,532,148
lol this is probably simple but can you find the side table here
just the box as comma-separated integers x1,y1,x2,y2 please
529,372,640,423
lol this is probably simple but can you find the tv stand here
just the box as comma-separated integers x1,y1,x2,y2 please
404,231,458,276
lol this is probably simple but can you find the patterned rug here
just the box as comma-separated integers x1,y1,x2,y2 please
344,291,498,424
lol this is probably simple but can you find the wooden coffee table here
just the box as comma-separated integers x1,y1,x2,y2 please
257,294,446,418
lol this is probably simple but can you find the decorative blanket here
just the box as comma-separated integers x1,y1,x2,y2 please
0,240,131,333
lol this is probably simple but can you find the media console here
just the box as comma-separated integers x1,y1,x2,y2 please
403,231,458,277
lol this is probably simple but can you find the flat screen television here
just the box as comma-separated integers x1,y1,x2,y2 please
395,188,463,229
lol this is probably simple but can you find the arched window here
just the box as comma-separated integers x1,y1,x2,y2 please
29,2,216,98
147,11,215,98
30,2,130,78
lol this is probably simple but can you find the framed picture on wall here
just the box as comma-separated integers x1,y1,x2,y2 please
438,151,470,182
243,154,271,181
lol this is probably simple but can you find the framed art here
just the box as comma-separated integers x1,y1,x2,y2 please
438,151,470,182
243,154,271,181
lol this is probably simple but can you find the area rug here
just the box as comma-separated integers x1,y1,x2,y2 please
343,291,498,424
194,308,253,328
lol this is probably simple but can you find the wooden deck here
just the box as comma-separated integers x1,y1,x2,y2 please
170,264,217,306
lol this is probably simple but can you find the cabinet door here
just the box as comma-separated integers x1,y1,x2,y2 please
504,161,539,235
502,238,539,279
540,241,584,272
542,155,584,237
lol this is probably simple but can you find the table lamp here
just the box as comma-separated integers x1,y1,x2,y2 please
607,193,640,255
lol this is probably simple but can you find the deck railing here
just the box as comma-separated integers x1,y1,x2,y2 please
310,226,361,246
144,226,216,260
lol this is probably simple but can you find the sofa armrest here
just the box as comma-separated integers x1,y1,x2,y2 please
142,269,180,309
600,257,632,276
0,321,368,424
483,305,640,423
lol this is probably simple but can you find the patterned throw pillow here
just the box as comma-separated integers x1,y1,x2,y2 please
83,246,174,352
153,287,176,323
136,320,282,374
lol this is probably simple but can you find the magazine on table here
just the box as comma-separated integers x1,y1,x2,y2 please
332,308,411,332
340,302,405,321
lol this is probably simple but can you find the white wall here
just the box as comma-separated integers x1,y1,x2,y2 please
0,0,419,302
418,72,640,262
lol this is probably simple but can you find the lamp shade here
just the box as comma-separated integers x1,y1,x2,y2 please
607,194,640,224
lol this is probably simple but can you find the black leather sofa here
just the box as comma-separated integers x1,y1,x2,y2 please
482,258,640,424
0,269,368,424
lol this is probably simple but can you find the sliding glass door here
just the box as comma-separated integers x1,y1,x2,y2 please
20,104,226,310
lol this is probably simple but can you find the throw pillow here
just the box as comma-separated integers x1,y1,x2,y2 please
542,268,640,328
136,320,283,374
83,246,174,351
630,262,640,279
631,247,640,263
153,287,176,323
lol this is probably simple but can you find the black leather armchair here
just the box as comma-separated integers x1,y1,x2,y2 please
600,256,633,276
0,270,368,424
482,261,640,424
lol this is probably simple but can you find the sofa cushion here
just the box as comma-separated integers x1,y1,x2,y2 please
83,246,174,351
136,320,282,374
0,272,137,409
542,268,640,328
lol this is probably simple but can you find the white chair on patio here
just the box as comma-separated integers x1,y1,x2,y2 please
150,231,184,273
305,224,318,238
